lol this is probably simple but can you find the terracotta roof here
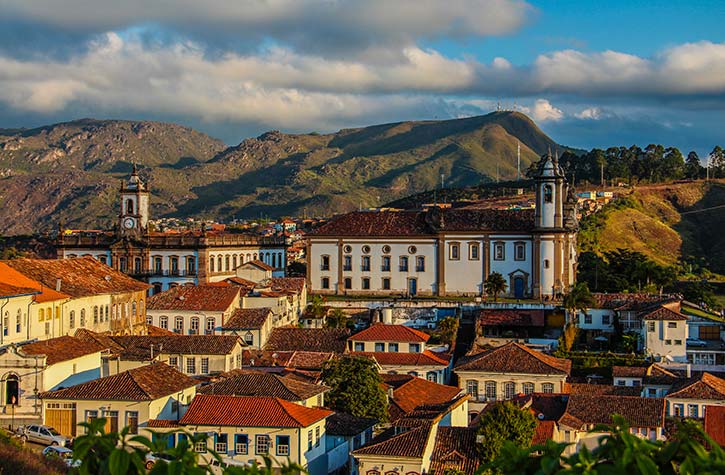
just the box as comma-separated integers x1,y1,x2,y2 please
4,257,149,298
455,342,571,375
224,277,257,289
326,412,377,436
267,278,306,294
559,395,665,429
351,323,430,343
313,208,536,237
429,427,479,474
532,420,557,445
592,293,679,311
0,263,62,300
112,335,243,360
20,336,104,365
180,394,332,427
612,366,648,378
241,259,274,272
704,406,725,446
222,308,272,330
353,425,431,458
147,419,180,428
0,282,39,298
74,328,126,355
147,325,177,336
198,369,328,401
476,309,545,327
511,393,568,421
352,350,451,367
382,375,463,421
41,362,197,400
287,351,336,369
147,285,240,312
667,372,725,400
641,306,688,321
265,327,349,353
568,384,642,397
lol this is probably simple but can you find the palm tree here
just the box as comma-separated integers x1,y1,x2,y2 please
562,282,595,322
485,272,508,302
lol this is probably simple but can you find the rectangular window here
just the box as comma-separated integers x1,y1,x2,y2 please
361,256,371,271
308,430,313,450
276,435,290,456
175,316,184,333
321,255,330,271
673,404,684,417
201,357,209,374
469,243,479,260
450,243,460,260
125,411,139,434
388,343,399,352
205,318,215,335
374,342,385,352
409,343,420,353
235,434,248,455
668,322,677,328
584,314,592,324
382,278,391,290
399,256,409,272
215,433,228,453
466,380,478,399
665,339,672,345
494,243,505,261
361,278,370,290
315,426,320,447
602,315,611,325
514,243,525,261
381,256,391,272
255,435,270,454
186,357,196,374
169,356,178,368
674,340,682,345
647,322,655,332
688,404,699,418
321,277,330,289
344,278,352,290
485,381,497,400
523,382,534,395
542,383,554,394
194,440,207,453
416,256,425,272
190,318,199,334
632,380,641,387
648,388,657,397
354,342,364,352
343,255,352,271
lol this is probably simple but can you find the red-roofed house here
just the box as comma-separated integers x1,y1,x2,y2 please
642,306,689,363
172,394,332,471
146,285,242,335
665,372,725,418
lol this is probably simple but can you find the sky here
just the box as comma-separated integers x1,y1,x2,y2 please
0,0,723,154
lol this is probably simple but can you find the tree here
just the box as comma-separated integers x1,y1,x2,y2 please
325,308,354,329
437,316,459,345
306,295,327,319
482,416,725,475
709,145,725,178
476,402,536,465
321,355,389,422
562,282,595,322
485,272,507,302
685,151,702,179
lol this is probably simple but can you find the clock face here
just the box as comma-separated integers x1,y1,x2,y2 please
123,217,135,229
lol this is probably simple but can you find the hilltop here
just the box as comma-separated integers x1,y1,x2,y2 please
0,111,559,233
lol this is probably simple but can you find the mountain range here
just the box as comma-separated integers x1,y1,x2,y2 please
0,111,558,234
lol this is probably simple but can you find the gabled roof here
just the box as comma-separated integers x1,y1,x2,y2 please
559,395,665,429
111,335,243,360
382,375,463,422
476,309,545,327
667,372,725,400
641,306,688,321
326,412,377,437
267,277,305,294
352,425,431,458
0,282,39,299
198,369,328,401
179,394,332,427
222,308,272,330
40,362,197,401
352,351,450,367
511,393,568,421
592,293,679,311
350,324,430,343
532,420,557,445
240,260,274,272
147,285,240,312
567,384,642,397
429,427,480,475
455,342,571,375
20,336,103,365
265,327,349,353
4,257,149,298
0,262,64,301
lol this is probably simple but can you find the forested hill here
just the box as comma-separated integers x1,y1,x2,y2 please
0,112,559,234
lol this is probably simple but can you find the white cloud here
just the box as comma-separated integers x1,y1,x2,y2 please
575,107,603,120
528,99,564,121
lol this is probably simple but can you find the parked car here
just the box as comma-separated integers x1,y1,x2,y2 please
686,338,708,347
144,452,176,470
42,445,81,467
16,425,71,447
208,457,250,474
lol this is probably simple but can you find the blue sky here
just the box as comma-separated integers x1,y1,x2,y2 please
0,1,723,154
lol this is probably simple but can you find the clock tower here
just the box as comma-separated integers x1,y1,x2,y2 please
119,164,149,237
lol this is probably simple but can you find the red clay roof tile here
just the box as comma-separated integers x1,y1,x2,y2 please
223,308,272,330
455,342,571,375
20,336,103,365
351,323,430,343
147,285,240,312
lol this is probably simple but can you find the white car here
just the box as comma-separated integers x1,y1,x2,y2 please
686,338,708,347
42,445,81,467
144,452,176,470
16,424,71,447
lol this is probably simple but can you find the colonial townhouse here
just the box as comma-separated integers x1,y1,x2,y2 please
308,153,578,299
557,395,666,454
382,374,467,425
198,369,329,407
641,306,689,363
664,372,725,418
4,257,150,338
165,394,333,472
612,364,679,397
220,307,274,349
56,167,287,294
326,413,377,475
348,324,452,383
39,362,197,437
0,335,104,426
265,327,349,354
454,342,571,411
684,310,725,368
146,285,242,335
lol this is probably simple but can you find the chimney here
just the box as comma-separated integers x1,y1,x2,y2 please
686,364,691,378
55,279,62,292
387,387,394,401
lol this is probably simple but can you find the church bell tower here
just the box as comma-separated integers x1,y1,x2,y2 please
119,164,149,237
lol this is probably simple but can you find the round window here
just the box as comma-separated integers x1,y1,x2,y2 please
408,246,417,254
382,245,391,254
343,245,352,253
362,245,371,254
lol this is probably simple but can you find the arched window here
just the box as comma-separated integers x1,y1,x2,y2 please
244,332,254,345
522,382,535,395
225,255,230,271
16,309,21,333
466,380,479,400
4,374,20,406
139,300,144,316
209,256,215,273
80,309,86,327
485,381,497,400
542,383,555,393
69,310,75,329
134,257,142,274
366,471,380,475
544,185,553,203
93,306,99,324
119,257,127,272
205,317,215,335
38,308,44,322
146,314,153,325
232,255,237,269
132,301,137,316
175,316,184,333
126,198,134,214
3,312,8,337
159,316,168,329
504,382,516,399
190,317,200,335
426,371,438,383
217,256,222,272
105,305,110,321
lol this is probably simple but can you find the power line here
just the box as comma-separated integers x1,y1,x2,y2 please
679,204,725,215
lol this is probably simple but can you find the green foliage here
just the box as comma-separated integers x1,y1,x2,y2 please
321,355,389,422
485,272,508,302
306,295,327,319
437,316,460,345
476,402,536,465
325,308,354,329
481,416,725,475
577,249,676,293
71,418,304,475
0,429,68,475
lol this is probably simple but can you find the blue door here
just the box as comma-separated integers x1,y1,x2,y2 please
514,277,525,299
408,278,417,296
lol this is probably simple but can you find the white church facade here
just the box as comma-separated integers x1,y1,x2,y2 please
306,153,578,299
